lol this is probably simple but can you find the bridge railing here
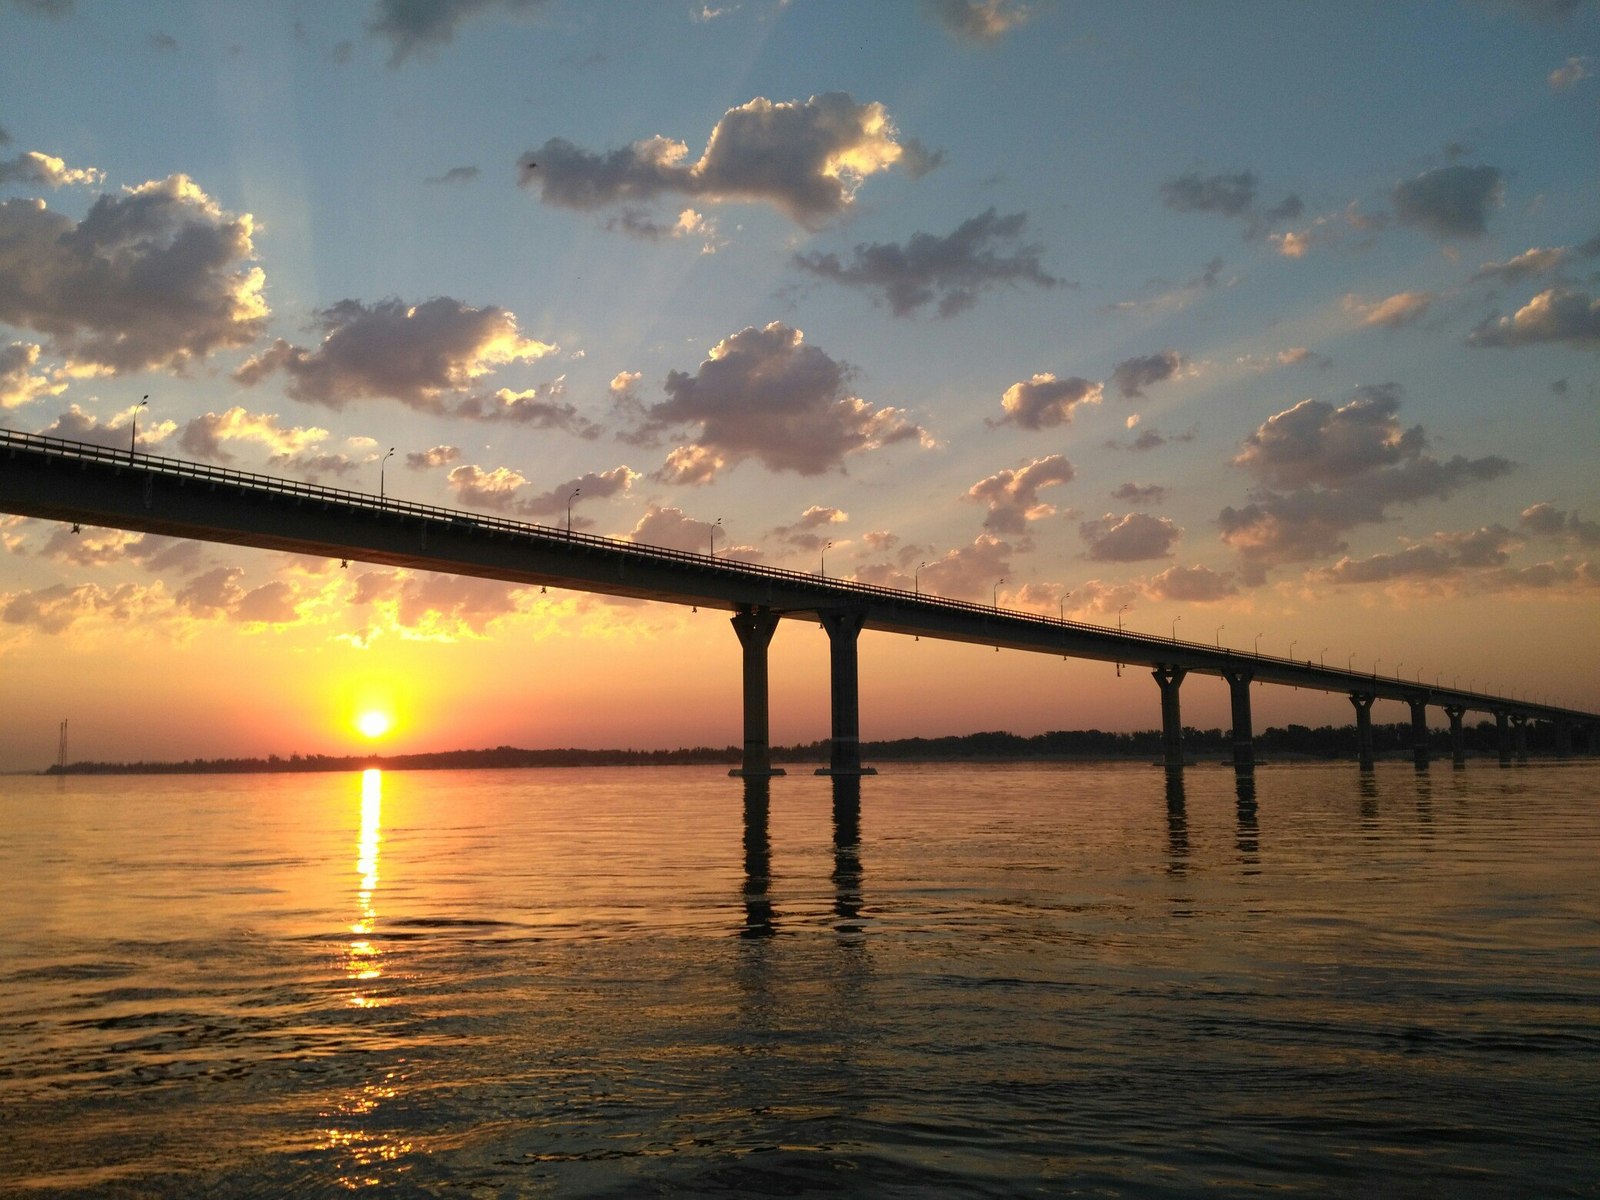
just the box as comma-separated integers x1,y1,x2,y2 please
0,427,1564,713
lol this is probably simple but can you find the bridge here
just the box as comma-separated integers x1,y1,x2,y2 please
3,427,1595,776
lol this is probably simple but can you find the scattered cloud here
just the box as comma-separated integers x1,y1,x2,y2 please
452,380,599,435
1143,563,1237,602
177,407,329,462
148,31,178,51
33,402,175,452
0,175,267,373
1159,169,1302,237
406,445,462,471
626,504,719,554
1466,287,1600,348
793,208,1059,318
1549,55,1591,89
369,0,548,66
771,505,848,552
521,92,919,228
995,373,1102,430
1108,257,1228,315
1236,346,1332,372
354,569,530,639
1080,512,1180,561
1219,384,1515,580
1112,482,1167,506
444,462,638,523
633,322,930,480
966,455,1075,533
1520,502,1600,546
2,581,158,636
233,297,556,409
925,0,1030,41
603,206,724,252
1391,164,1502,239
425,165,480,184
1471,246,1568,283
1109,348,1190,398
0,150,103,188
1105,425,1194,452
0,342,66,408
1343,290,1434,329
909,533,1014,600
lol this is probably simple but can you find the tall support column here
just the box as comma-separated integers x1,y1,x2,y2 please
1350,692,1376,770
1408,698,1431,771
1555,719,1573,759
1511,713,1529,763
1495,710,1512,766
1443,705,1467,768
1221,668,1255,776
817,609,876,777
1152,665,1187,773
729,606,785,778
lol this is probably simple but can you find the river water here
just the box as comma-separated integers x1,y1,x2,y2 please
1,761,1596,1197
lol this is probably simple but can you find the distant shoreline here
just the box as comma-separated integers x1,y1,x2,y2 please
38,720,1550,776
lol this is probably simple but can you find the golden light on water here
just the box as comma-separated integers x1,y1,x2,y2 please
347,768,385,1007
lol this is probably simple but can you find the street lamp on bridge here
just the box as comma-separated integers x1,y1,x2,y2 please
566,487,580,537
821,540,832,577
129,395,148,458
915,561,926,595
1215,624,1225,647
994,578,1004,609
379,447,394,501
710,517,721,557
1171,614,1182,641
1117,603,1127,631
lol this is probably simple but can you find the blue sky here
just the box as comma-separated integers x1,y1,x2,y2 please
1,0,1596,766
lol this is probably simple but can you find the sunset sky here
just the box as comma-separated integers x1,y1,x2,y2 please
2,0,1597,771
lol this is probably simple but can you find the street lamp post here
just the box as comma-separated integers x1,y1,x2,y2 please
379,446,394,501
566,487,580,537
1117,603,1127,631
821,540,831,577
1215,624,1225,647
993,578,1004,609
1255,632,1263,656
1321,647,1329,666
1395,661,1403,680
1290,639,1298,661
710,517,721,557
130,395,148,458
915,561,926,595
1171,614,1182,641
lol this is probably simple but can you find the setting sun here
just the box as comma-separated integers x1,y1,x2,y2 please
356,711,392,740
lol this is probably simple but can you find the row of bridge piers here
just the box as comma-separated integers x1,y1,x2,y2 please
728,604,1592,779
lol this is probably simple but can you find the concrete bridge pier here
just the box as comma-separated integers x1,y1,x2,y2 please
1443,705,1467,768
1495,710,1512,766
1511,713,1529,763
729,606,786,778
1221,668,1255,776
817,609,877,777
1153,665,1187,773
1555,719,1573,759
1408,698,1431,771
1350,692,1376,770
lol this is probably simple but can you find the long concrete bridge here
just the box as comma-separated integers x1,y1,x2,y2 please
3,427,1595,776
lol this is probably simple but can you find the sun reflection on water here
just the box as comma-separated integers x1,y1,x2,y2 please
346,768,385,1007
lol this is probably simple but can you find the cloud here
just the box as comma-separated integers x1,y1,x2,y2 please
1306,527,1597,597
924,0,1030,40
1108,256,1228,315
425,165,480,184
1471,246,1568,283
33,402,175,452
406,445,461,471
0,175,267,373
771,505,849,552
626,505,718,554
1219,385,1514,578
1143,563,1237,602
1112,482,1167,506
912,533,1014,600
793,208,1059,318
1237,346,1332,372
966,455,1075,533
602,206,725,252
177,407,329,462
451,380,599,435
148,31,178,51
1080,512,1180,561
2,581,156,635
1109,349,1190,398
1343,290,1434,329
1549,55,1592,89
369,0,548,66
1466,287,1600,348
0,150,103,188
996,373,1102,430
1105,425,1194,452
635,322,929,480
233,297,556,409
1159,169,1301,236
445,462,638,522
0,342,66,408
521,93,917,227
1520,502,1600,546
1391,164,1502,239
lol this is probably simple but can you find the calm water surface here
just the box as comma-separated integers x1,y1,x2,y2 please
1,761,1596,1197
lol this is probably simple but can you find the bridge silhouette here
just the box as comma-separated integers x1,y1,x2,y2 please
3,428,1595,776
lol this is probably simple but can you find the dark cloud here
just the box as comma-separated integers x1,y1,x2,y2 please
0,150,101,188
910,534,1014,601
444,463,638,523
148,31,177,51
369,0,548,66
406,445,461,471
1520,502,1600,546
2,581,149,635
0,176,266,373
1466,287,1600,348
233,297,555,410
924,0,1031,41
1219,385,1514,579
521,93,916,228
793,208,1059,318
425,165,480,185
995,373,1101,430
1080,512,1180,562
1391,164,1502,239
452,381,600,436
1110,349,1188,399
1105,425,1194,452
771,505,848,553
1159,170,1300,237
1471,247,1567,284
176,407,328,463
966,455,1075,533
1112,482,1167,506
635,322,929,480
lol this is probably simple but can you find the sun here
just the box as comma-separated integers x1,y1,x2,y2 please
355,710,392,739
